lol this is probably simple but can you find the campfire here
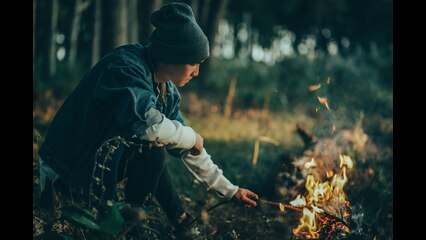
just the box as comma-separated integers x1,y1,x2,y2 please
277,81,364,239
257,152,355,239
288,154,353,239
242,78,383,238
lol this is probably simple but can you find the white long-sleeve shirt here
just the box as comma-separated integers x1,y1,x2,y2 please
140,112,239,200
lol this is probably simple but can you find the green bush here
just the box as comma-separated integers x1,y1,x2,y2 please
195,49,392,118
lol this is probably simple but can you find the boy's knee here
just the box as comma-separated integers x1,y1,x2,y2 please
149,146,165,159
131,146,166,171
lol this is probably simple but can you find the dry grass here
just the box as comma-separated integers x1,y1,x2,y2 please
185,109,315,149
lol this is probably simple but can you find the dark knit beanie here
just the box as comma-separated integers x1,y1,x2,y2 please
150,2,210,64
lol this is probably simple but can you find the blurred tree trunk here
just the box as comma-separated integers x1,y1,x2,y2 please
35,0,52,82
113,0,129,47
49,0,59,78
101,0,131,55
69,0,91,67
139,0,163,44
101,0,114,55
189,0,229,85
189,0,228,53
241,12,252,59
187,0,198,19
224,76,237,118
128,0,139,43
91,0,102,66
33,0,36,73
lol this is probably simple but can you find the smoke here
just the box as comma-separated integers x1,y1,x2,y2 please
350,204,365,235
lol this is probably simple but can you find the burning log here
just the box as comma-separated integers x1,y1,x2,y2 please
296,123,318,147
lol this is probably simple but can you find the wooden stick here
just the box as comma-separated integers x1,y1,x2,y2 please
190,198,350,230
258,198,350,229
258,199,302,212
251,139,260,166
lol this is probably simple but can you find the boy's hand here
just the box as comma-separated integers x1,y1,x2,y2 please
232,188,259,208
189,132,204,155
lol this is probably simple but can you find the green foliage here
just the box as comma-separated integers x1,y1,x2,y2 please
54,200,162,239
197,48,392,119
40,232,75,240
188,58,280,109
62,206,100,231
34,58,91,101
33,128,43,143
97,203,125,235
62,203,128,235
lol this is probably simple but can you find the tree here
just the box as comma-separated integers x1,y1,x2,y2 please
138,0,163,44
113,0,129,47
183,0,230,85
33,0,36,73
128,0,139,44
49,0,59,77
228,0,392,55
91,0,101,66
69,0,91,67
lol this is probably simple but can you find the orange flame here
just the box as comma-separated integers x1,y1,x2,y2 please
326,170,334,179
293,207,319,238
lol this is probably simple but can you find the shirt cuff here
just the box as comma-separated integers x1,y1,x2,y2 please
210,175,239,200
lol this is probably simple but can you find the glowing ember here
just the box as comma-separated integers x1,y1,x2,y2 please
290,154,354,238
308,83,321,91
317,96,331,110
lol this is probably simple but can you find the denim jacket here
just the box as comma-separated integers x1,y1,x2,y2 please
38,44,188,190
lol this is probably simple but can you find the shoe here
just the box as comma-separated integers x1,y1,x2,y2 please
173,212,204,240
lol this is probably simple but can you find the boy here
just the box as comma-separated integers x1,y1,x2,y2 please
38,2,258,238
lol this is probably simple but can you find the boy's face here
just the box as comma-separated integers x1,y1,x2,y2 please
167,63,200,87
